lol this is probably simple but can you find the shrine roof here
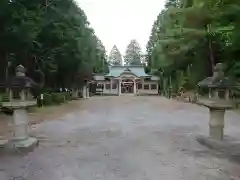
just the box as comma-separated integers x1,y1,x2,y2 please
105,65,150,77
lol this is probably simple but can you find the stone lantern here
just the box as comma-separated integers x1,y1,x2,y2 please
197,63,235,100
0,65,38,152
196,63,238,146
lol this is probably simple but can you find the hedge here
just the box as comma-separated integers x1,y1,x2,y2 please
52,92,66,104
0,93,10,103
36,92,73,106
0,92,73,107
42,93,53,105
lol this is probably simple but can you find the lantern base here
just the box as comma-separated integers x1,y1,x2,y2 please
0,137,38,153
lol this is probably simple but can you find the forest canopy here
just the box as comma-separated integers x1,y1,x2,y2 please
0,0,108,89
146,0,240,92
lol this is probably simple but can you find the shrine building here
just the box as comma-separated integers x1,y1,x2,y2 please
93,65,159,96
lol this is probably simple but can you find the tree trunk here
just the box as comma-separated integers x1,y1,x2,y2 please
0,51,6,82
207,24,215,75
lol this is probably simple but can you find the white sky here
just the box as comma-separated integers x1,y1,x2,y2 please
76,0,165,55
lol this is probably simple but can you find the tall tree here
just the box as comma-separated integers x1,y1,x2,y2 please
146,0,240,93
0,0,108,89
124,39,142,65
108,45,123,65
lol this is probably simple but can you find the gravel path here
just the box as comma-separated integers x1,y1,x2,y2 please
1,96,240,180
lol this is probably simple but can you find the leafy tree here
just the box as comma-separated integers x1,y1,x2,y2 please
0,0,108,90
124,39,142,65
146,0,240,93
108,45,123,65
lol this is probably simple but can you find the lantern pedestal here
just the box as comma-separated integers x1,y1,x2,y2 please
196,100,233,150
0,65,41,153
0,101,38,153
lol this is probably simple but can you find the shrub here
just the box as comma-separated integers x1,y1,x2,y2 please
52,92,66,104
42,93,53,105
64,92,72,101
36,91,74,107
0,93,10,102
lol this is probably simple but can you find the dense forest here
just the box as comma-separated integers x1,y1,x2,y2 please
0,0,108,90
146,0,240,93
3,0,240,96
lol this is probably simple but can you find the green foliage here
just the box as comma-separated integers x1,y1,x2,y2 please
0,0,108,89
64,92,72,101
0,93,10,102
52,93,66,104
40,92,71,106
146,0,240,93
108,45,123,65
42,93,53,106
124,39,142,65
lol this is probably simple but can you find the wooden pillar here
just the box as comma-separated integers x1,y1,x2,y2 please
133,79,136,95
86,84,89,99
103,83,106,93
118,79,121,96
110,78,113,92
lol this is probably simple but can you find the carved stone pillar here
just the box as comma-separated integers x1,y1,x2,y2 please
225,89,229,100
20,90,26,101
208,88,212,98
213,90,219,99
9,89,13,101
82,86,86,98
209,108,225,140
12,108,28,141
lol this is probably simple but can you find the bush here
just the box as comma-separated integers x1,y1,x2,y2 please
36,91,74,107
64,92,72,101
52,92,66,104
0,93,10,102
42,93,53,105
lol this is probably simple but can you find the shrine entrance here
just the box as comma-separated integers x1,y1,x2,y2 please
117,73,138,95
121,79,134,93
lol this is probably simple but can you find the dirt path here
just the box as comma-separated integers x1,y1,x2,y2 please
0,100,83,139
1,96,240,180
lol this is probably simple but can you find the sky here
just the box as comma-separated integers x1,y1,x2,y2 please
76,0,165,55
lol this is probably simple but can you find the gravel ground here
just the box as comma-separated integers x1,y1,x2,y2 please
1,96,240,180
